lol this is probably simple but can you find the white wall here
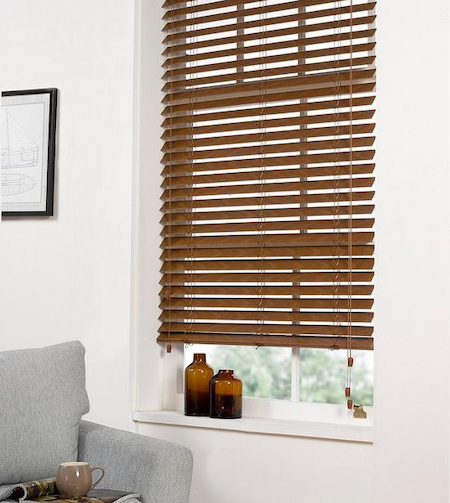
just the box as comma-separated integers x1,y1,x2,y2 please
130,0,165,413
373,1,450,501
0,0,136,429
137,422,373,503
1,1,448,502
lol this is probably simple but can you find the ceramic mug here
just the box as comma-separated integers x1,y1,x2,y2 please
56,462,105,498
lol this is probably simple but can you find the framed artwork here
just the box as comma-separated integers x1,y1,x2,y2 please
1,88,57,216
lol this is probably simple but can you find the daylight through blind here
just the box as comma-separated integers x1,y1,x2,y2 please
159,0,376,351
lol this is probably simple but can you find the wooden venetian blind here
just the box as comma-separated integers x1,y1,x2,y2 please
159,0,376,351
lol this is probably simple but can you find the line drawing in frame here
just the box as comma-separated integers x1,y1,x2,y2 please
1,88,57,217
1,174,37,197
1,110,39,169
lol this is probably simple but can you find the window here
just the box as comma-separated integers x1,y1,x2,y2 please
185,344,292,400
160,0,376,410
184,345,373,405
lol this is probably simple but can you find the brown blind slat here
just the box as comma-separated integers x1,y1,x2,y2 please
160,284,374,296
159,322,373,337
157,332,373,350
162,257,374,272
162,150,375,176
162,164,375,187
162,191,375,212
162,271,374,284
163,217,374,236
161,310,373,323
160,0,376,350
162,232,374,249
162,109,375,137
160,298,374,310
162,96,375,128
162,124,375,152
163,178,375,200
160,244,375,260
162,204,375,224
162,137,375,163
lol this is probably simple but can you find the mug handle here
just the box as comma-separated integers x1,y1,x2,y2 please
90,467,105,490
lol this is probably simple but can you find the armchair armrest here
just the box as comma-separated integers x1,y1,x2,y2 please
78,421,193,503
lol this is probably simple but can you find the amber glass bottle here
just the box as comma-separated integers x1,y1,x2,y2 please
185,353,214,416
210,369,242,419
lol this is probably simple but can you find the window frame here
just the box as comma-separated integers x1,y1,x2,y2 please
161,344,373,422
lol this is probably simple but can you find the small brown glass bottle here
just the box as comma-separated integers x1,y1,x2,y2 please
185,353,214,416
210,369,242,419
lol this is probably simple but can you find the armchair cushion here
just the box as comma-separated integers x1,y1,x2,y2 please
78,421,193,503
0,341,90,484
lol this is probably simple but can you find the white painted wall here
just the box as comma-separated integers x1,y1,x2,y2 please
0,0,136,429
1,1,449,502
373,1,450,501
137,422,373,503
130,0,165,414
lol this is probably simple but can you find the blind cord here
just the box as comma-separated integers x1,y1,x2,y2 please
332,0,342,352
186,0,198,342
166,12,175,354
256,0,267,344
346,0,354,411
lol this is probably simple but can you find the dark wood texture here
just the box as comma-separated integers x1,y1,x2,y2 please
161,0,376,349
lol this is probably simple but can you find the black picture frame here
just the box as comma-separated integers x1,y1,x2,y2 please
1,88,57,217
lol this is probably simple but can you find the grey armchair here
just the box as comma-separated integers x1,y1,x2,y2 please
0,342,193,503
78,421,193,503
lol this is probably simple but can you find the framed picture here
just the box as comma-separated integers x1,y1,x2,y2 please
1,88,57,216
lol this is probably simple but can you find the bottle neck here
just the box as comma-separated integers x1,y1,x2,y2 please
218,369,233,375
193,353,206,363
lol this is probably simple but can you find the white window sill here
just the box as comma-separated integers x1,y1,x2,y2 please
132,409,373,443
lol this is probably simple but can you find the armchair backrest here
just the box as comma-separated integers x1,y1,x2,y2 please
0,341,90,484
